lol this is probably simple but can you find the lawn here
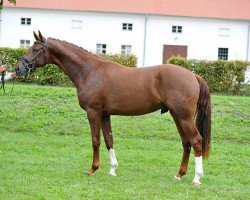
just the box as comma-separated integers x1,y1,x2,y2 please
0,83,249,199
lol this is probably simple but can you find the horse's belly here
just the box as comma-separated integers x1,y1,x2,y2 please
109,106,161,116
105,96,162,116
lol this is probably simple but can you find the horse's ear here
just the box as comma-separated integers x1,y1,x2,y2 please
38,30,44,42
38,30,46,44
33,31,39,41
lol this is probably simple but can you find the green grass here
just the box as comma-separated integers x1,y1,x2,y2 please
0,83,249,199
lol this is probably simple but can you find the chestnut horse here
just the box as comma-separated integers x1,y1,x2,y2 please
15,31,211,185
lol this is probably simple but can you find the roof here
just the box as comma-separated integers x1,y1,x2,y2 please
4,0,250,20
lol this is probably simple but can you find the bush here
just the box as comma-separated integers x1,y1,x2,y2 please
101,53,137,68
167,56,249,94
0,47,137,86
0,47,26,71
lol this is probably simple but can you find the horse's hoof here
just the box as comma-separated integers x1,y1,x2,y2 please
173,176,181,181
109,171,117,176
87,168,95,175
86,171,93,176
109,167,117,176
192,181,201,185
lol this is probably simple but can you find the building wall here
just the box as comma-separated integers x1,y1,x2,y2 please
0,7,250,67
145,16,250,66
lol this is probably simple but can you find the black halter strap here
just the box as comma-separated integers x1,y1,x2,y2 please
20,38,48,74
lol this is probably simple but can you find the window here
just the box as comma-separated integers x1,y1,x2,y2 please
219,28,230,37
121,45,132,55
122,23,133,31
96,44,107,54
71,20,82,29
20,40,30,48
218,48,229,60
21,18,31,25
172,26,182,33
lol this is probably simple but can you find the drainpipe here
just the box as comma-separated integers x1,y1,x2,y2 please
247,23,250,61
142,15,148,66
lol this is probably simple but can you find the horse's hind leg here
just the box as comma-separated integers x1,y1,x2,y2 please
172,116,191,181
101,115,118,176
178,118,204,185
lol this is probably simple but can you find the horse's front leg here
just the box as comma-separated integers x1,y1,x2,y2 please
86,109,101,175
101,115,118,176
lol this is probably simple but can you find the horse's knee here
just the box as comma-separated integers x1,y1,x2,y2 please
92,137,100,149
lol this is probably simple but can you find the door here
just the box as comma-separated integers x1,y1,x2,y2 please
163,45,187,64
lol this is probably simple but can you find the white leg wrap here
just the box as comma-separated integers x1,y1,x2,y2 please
192,156,204,185
109,148,118,176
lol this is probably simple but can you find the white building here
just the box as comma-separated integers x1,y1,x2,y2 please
1,0,250,68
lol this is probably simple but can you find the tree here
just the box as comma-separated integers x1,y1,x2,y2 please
0,0,16,10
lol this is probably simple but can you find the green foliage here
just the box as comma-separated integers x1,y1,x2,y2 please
101,53,137,68
0,47,26,70
167,56,249,94
0,0,16,9
23,64,72,86
0,47,137,86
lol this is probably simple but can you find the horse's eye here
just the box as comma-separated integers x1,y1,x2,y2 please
33,49,38,53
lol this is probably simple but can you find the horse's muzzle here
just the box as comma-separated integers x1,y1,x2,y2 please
15,66,26,76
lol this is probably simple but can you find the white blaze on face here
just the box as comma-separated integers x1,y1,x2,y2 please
109,148,118,176
192,156,204,185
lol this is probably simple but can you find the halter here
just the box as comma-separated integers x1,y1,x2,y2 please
20,39,48,74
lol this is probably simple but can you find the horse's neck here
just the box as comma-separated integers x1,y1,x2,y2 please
48,39,98,87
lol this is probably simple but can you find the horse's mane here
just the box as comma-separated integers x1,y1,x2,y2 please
49,37,106,61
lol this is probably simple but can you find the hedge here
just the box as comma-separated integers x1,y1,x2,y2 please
167,56,249,94
0,47,137,86
1,47,248,94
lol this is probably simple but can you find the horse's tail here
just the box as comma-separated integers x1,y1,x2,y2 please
195,75,212,159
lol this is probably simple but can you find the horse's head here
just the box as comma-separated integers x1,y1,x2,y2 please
15,31,48,76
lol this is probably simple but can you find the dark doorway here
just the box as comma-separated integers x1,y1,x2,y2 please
163,45,188,64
